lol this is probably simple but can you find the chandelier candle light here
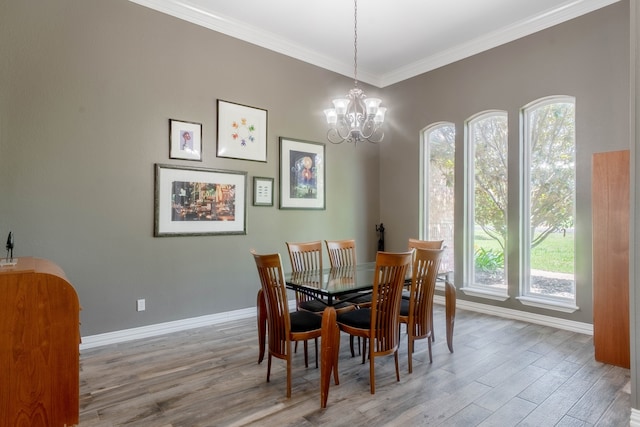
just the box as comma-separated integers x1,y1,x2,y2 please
324,0,386,144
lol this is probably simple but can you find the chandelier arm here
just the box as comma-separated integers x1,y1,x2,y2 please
327,129,347,144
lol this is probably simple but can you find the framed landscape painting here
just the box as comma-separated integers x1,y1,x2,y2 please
279,137,325,210
154,164,247,236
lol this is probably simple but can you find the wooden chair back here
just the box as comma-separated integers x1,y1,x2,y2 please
325,239,357,267
408,238,445,250
407,248,444,342
286,241,323,272
252,252,291,358
370,251,413,357
286,241,323,310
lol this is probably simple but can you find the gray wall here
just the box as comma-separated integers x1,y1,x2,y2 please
380,1,630,325
0,0,380,335
0,1,631,332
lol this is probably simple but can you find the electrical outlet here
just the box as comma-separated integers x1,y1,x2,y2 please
136,299,146,312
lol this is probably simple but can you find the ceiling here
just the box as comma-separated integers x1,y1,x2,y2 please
130,0,620,88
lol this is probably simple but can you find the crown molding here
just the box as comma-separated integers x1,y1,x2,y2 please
380,0,621,87
130,0,620,88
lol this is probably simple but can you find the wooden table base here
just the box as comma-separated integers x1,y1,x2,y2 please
320,307,340,408
444,281,456,353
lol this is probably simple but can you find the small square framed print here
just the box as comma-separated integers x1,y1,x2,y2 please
253,176,274,207
169,119,202,161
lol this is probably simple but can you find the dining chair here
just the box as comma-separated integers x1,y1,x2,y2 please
326,239,371,307
286,241,354,314
252,251,324,398
398,247,444,372
406,238,445,342
325,238,370,356
325,239,357,267
336,250,412,394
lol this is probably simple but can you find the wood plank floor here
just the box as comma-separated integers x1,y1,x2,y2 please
78,305,630,426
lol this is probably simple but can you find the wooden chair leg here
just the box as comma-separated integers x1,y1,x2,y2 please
257,289,267,364
430,306,435,342
394,350,400,382
349,336,364,357
361,337,367,365
303,340,309,367
407,337,413,374
369,347,375,394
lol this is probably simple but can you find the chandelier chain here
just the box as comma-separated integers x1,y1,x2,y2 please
353,0,358,88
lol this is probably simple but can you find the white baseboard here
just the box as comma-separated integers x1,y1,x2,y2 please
631,408,640,426
80,300,296,350
432,295,593,335
82,297,592,350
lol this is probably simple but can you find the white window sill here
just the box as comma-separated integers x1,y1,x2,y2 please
460,287,509,301
517,296,579,313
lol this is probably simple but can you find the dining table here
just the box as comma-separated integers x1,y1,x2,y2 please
256,262,456,408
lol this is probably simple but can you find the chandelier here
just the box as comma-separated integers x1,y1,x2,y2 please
323,0,386,145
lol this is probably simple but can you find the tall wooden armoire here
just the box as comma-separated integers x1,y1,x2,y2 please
592,149,630,368
0,257,80,426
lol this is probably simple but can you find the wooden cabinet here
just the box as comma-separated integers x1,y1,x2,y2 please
0,257,80,426
592,150,630,368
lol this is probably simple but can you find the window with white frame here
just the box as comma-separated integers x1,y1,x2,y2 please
520,97,576,307
465,111,508,296
422,123,455,275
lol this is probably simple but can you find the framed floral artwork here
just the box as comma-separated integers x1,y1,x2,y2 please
216,100,268,162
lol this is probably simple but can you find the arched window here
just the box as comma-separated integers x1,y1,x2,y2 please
422,123,455,273
464,111,508,297
520,97,576,306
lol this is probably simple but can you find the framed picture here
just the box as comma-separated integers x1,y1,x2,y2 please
279,137,325,210
253,176,274,207
216,100,268,162
169,119,202,161
154,163,247,236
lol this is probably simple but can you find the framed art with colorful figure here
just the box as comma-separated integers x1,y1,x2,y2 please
169,119,202,161
279,137,325,210
154,163,247,236
216,100,268,162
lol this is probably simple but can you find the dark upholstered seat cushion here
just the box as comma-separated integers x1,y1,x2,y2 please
299,299,352,312
339,292,372,305
399,298,409,317
289,310,323,332
337,307,371,329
